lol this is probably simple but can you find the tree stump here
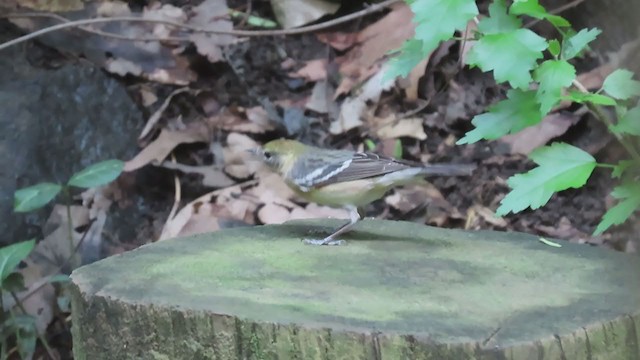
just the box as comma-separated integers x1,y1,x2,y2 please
70,219,640,359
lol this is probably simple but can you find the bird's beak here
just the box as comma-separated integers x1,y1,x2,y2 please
246,148,261,156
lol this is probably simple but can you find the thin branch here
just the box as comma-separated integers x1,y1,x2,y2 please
0,0,400,51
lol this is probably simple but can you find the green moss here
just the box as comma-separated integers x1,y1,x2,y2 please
71,219,640,359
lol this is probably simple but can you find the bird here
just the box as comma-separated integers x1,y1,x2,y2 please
249,139,475,245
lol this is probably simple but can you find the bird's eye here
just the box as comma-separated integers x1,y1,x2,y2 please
263,151,272,160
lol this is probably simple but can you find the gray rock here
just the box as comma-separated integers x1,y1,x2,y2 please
0,25,143,247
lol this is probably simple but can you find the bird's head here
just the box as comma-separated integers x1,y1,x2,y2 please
248,139,307,174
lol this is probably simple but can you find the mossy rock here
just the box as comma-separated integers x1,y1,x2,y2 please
70,219,640,359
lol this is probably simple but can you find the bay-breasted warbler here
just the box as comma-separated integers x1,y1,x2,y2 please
250,139,475,245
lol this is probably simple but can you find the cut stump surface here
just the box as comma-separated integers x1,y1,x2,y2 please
71,219,640,359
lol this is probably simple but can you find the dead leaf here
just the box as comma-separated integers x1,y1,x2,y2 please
500,113,579,155
305,80,334,114
258,203,292,224
289,59,328,82
159,161,236,188
208,107,275,134
271,0,340,29
334,3,415,95
316,31,358,51
404,58,429,101
124,124,210,172
465,205,507,229
15,0,83,11
576,63,614,90
188,0,236,63
13,264,56,334
331,65,395,134
373,116,427,140
139,87,193,140
222,133,261,178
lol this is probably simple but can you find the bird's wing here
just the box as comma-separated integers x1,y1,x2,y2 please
291,151,414,189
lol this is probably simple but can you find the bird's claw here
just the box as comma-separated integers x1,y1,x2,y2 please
302,239,346,246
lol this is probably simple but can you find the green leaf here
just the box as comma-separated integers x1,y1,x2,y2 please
13,314,36,360
385,39,428,80
544,15,571,28
566,91,617,106
496,143,596,215
411,0,479,45
602,69,640,100
2,272,26,292
466,28,547,89
533,59,576,114
594,182,640,235
0,239,35,282
612,105,640,135
48,274,71,283
364,139,376,151
457,89,542,144
510,0,570,27
562,28,601,60
67,159,124,188
510,0,548,18
228,10,277,28
477,0,521,34
387,0,478,81
612,160,634,178
548,39,561,57
393,139,403,159
14,183,61,213
538,237,562,247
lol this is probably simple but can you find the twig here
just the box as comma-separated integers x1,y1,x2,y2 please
525,0,586,28
4,12,187,42
0,0,400,51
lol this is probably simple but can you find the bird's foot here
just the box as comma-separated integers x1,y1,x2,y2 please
302,238,347,246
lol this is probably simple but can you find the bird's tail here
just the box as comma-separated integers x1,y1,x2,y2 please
420,164,476,176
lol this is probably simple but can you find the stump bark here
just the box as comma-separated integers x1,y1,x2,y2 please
70,219,640,360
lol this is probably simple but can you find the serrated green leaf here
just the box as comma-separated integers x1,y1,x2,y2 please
566,91,617,106
612,105,640,135
534,59,576,114
411,0,479,42
594,182,640,235
385,39,429,80
496,143,596,215
466,29,547,89
612,160,635,178
387,0,478,81
457,89,542,144
562,28,601,60
603,69,640,100
14,183,61,213
0,239,35,282
478,0,521,34
68,159,124,188
548,39,561,57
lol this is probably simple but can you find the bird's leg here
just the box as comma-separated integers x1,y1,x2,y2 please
303,206,361,246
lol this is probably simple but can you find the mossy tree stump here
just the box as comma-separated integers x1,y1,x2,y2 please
70,219,640,359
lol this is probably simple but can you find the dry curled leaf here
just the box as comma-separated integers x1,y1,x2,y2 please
124,124,210,172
